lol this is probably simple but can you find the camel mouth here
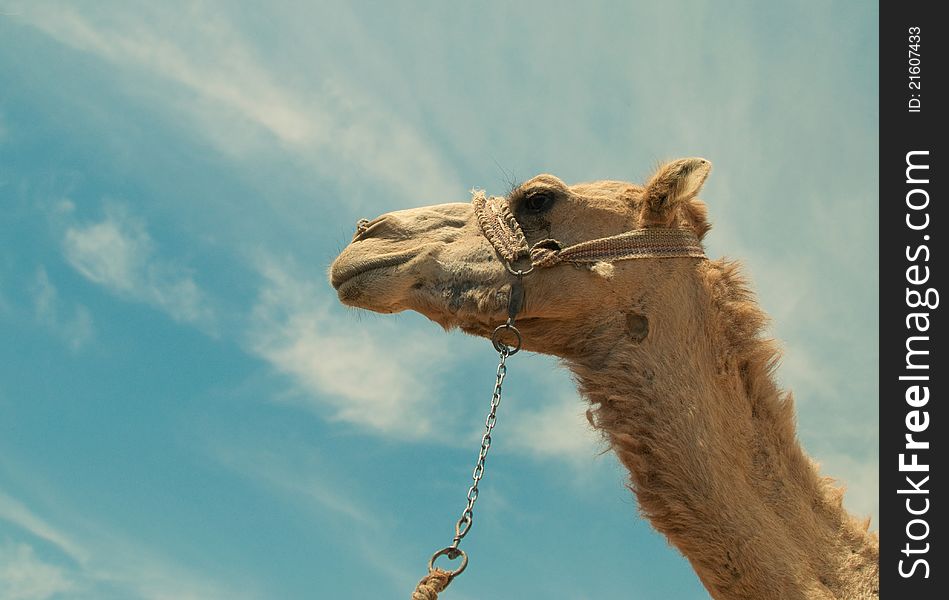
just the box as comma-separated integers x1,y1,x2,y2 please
330,251,416,290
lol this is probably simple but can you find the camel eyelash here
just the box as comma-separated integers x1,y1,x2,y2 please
523,191,554,212
509,187,556,209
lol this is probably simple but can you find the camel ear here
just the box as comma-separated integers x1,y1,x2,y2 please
641,158,711,226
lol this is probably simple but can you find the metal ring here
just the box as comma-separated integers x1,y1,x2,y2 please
428,547,468,579
491,323,522,355
504,262,534,277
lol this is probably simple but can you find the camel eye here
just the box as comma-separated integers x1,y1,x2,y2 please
524,192,553,213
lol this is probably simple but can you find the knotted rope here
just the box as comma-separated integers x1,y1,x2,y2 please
471,190,530,265
410,568,452,600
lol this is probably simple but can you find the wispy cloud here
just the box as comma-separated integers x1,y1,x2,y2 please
0,542,76,600
247,258,455,438
61,204,213,326
22,4,317,146
21,2,462,209
0,492,86,564
203,433,477,597
29,267,94,351
0,489,252,600
507,396,602,464
209,439,375,526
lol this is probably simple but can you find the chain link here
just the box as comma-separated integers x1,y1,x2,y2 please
451,346,508,547
425,340,515,583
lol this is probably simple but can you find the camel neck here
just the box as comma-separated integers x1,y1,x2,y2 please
564,259,878,600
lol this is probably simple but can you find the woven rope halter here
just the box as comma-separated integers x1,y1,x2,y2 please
411,189,706,599
471,190,706,273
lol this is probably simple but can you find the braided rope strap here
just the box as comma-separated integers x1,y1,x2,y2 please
473,190,705,270
471,191,531,265
531,228,705,267
411,568,452,600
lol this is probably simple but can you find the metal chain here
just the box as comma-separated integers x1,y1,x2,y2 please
451,346,508,548
425,320,521,584
420,276,526,597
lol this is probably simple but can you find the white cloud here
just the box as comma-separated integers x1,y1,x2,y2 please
507,396,602,464
248,259,455,438
0,492,86,564
63,215,145,293
0,542,75,600
62,206,213,325
84,547,251,600
21,2,462,210
243,258,612,489
210,441,374,525
204,435,477,597
29,267,95,351
0,490,251,600
22,5,318,147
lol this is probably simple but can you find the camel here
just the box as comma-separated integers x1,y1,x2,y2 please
329,158,880,599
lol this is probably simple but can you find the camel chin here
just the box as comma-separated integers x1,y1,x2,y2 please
329,251,411,314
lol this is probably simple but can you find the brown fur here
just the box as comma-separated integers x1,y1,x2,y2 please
330,158,879,599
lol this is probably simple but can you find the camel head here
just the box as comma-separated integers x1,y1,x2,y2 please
330,158,712,358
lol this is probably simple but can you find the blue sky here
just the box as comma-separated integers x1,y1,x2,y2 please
1,2,877,598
